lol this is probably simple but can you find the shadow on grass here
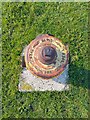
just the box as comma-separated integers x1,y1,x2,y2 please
69,61,89,90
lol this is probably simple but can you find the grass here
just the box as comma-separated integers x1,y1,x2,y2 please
2,2,89,119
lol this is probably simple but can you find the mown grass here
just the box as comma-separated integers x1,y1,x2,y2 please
2,2,89,118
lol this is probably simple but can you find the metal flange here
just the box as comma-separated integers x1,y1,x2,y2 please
24,34,69,79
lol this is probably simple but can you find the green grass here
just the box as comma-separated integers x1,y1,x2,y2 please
2,2,89,118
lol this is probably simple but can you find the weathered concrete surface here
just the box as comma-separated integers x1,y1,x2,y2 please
19,64,69,92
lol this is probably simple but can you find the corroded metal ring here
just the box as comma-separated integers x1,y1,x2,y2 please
25,34,69,79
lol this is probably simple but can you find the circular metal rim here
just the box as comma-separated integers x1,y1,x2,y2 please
25,34,69,79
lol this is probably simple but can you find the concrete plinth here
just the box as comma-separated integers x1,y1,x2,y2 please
18,64,69,92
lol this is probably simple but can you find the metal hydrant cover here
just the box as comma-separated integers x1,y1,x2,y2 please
25,34,69,79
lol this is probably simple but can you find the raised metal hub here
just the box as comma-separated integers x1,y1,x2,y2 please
40,46,57,65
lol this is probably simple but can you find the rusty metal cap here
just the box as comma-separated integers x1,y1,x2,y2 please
39,46,57,65
25,34,69,79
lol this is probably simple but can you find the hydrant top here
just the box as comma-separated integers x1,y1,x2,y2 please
25,34,69,79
